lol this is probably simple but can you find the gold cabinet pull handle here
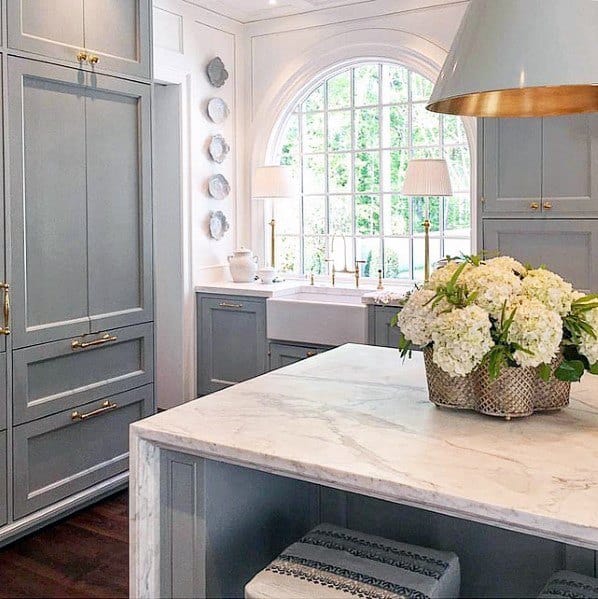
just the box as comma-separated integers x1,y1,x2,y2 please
530,202,540,210
219,302,243,309
0,283,9,336
88,55,99,65
306,351,317,358
77,51,88,62
543,202,553,210
71,333,117,350
71,400,118,422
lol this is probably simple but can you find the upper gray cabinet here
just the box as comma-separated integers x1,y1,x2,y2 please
7,0,151,79
8,58,152,348
482,115,598,217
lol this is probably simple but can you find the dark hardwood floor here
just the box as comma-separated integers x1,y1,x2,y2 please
0,491,128,598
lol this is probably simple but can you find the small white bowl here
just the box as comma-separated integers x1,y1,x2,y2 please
258,267,277,284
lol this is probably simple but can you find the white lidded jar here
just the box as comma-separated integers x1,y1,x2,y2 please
228,247,258,283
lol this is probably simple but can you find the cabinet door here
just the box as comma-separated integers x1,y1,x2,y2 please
0,431,6,527
13,385,153,519
198,296,267,396
83,0,151,79
483,219,598,292
372,306,403,349
86,75,153,333
0,360,6,431
482,118,543,215
7,0,85,66
8,58,91,348
0,63,5,355
269,343,323,371
542,115,598,215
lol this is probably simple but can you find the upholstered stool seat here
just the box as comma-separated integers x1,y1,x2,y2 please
245,524,461,599
539,571,598,598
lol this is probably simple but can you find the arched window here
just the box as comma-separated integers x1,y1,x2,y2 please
273,61,472,281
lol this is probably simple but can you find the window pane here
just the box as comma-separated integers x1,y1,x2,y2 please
303,155,326,194
355,108,379,150
304,196,326,235
304,236,327,275
303,112,325,153
413,237,441,281
328,152,352,193
382,150,409,191
446,146,471,191
356,238,381,277
328,71,351,109
412,102,440,146
382,105,408,148
382,64,408,104
384,238,410,279
444,194,471,234
280,114,300,163
411,146,442,159
355,152,380,192
276,201,301,235
443,115,468,145
413,197,441,234
443,238,471,259
411,72,434,102
328,110,351,152
354,64,379,107
330,235,354,272
330,195,352,235
276,236,301,273
303,85,324,112
383,195,410,236
356,195,380,236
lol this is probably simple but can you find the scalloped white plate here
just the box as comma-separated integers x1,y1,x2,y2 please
208,135,230,164
207,98,230,124
209,211,230,240
208,174,231,200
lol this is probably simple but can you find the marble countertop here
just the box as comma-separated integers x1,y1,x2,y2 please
132,344,598,549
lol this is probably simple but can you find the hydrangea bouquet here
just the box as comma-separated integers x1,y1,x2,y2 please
396,255,598,384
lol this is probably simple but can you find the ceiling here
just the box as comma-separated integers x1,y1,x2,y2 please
193,0,377,23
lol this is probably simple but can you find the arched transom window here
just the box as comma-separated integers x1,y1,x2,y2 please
273,61,472,281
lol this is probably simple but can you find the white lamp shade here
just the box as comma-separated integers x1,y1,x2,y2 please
252,166,298,199
402,159,453,197
427,0,598,117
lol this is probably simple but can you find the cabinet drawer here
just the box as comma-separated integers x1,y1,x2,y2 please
13,385,153,519
0,431,6,527
0,358,6,431
269,342,330,371
13,323,153,424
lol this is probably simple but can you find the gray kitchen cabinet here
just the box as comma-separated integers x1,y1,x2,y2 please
13,323,153,425
269,342,330,371
0,361,6,431
7,0,151,79
197,295,268,396
8,58,152,348
13,385,153,519
483,219,598,292
368,305,402,349
0,432,5,527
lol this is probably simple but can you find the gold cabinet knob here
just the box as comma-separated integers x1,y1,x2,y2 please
88,55,99,65
543,202,553,210
530,202,540,210
77,51,88,62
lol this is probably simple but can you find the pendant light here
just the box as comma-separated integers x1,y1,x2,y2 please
427,0,598,118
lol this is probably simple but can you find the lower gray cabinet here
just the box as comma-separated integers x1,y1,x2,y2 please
369,306,403,349
13,385,153,519
0,431,6,527
0,359,6,431
13,323,154,424
197,295,267,396
483,219,598,291
269,342,330,371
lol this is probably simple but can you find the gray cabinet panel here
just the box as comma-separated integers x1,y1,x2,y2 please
372,306,402,349
0,62,5,355
0,360,6,431
13,323,153,424
86,75,153,332
483,219,598,292
7,0,151,79
8,58,91,348
269,342,327,371
13,385,153,519
198,295,267,396
0,432,5,527
482,118,543,214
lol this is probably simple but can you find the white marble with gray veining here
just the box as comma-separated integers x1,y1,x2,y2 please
130,344,598,596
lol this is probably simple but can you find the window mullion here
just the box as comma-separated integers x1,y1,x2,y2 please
377,62,385,278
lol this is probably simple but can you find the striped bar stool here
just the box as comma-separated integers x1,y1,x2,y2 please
245,524,461,599
539,571,598,598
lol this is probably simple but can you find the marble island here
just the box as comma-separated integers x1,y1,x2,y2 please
130,344,598,598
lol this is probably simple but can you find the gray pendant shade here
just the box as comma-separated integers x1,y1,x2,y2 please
427,0,598,118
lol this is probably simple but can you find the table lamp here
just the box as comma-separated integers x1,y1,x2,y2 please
402,159,453,282
252,165,298,275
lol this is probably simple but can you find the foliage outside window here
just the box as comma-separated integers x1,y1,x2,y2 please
273,62,472,281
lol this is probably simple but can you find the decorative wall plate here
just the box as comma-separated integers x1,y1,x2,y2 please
208,135,230,164
206,57,229,88
207,98,230,124
209,211,230,240
208,174,231,200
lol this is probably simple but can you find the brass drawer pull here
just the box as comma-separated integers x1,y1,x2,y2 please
77,51,88,62
530,202,540,210
0,283,10,336
88,55,99,65
71,400,118,422
72,333,117,350
306,351,317,358
219,302,243,309
543,202,553,210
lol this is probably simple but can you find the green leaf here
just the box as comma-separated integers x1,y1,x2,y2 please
537,363,552,382
390,313,398,328
589,362,598,375
555,360,585,382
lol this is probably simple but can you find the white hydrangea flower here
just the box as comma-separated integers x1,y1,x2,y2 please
431,305,493,377
425,261,472,290
485,256,527,277
396,289,439,346
506,298,562,367
520,269,573,316
462,264,522,318
578,305,598,365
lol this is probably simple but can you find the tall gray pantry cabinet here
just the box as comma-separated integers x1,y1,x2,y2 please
0,0,154,543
